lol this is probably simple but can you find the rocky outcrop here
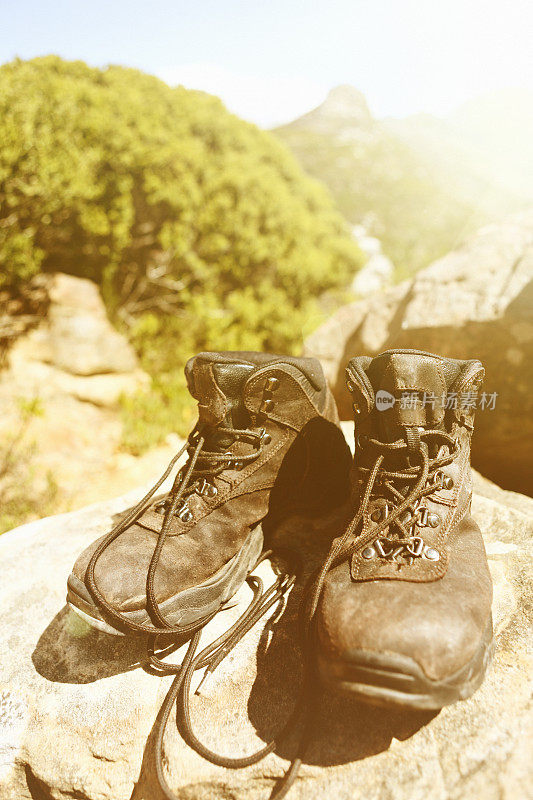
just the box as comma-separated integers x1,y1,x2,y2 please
305,212,533,494
3,273,148,405
0,428,531,800
284,85,374,137
0,273,151,517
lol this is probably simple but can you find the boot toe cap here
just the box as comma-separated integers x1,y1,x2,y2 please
316,567,492,688
67,525,179,618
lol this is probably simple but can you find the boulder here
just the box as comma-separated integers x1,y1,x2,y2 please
36,273,138,376
305,211,533,494
3,273,148,401
0,273,152,518
0,433,531,800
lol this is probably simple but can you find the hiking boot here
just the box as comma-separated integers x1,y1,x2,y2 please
67,351,351,635
312,349,493,710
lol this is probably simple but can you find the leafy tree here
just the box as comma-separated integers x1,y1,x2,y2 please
0,57,362,450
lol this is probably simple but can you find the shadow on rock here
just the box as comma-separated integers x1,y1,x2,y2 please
31,605,149,683
247,510,437,767
31,501,181,685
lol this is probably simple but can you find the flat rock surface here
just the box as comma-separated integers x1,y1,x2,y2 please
0,459,532,800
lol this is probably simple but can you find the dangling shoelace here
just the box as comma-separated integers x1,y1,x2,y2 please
267,428,461,798
151,430,461,800
85,424,459,800
151,549,305,800
82,420,300,798
85,422,270,635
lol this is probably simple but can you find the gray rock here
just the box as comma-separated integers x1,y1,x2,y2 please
36,273,139,376
0,272,149,410
305,211,533,494
0,452,531,800
0,272,151,518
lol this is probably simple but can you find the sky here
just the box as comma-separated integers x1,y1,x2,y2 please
1,0,532,127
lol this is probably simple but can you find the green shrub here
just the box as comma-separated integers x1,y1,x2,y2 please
0,398,58,534
0,57,363,451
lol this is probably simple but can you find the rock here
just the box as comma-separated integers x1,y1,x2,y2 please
35,273,139,376
0,439,531,800
0,273,151,520
5,273,149,402
1,273,149,407
305,211,533,494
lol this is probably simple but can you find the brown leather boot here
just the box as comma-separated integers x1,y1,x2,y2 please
311,349,493,710
67,351,350,635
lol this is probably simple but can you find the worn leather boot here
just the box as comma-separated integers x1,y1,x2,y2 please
67,351,350,635
312,349,493,710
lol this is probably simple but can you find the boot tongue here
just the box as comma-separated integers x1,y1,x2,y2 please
366,351,454,442
185,354,256,448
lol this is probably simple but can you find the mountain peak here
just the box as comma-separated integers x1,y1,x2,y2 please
319,85,373,124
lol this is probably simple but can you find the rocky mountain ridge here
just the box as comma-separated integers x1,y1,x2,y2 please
388,87,533,204
275,85,529,276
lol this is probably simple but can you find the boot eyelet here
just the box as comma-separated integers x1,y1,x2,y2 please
260,399,275,413
265,377,280,392
177,506,193,523
442,476,454,490
346,380,355,392
362,546,375,559
259,428,272,445
406,536,424,557
416,507,429,527
423,546,440,561
352,402,361,415
427,512,440,528
199,480,217,497
370,508,382,522
154,502,166,515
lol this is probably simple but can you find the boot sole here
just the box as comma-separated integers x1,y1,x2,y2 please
67,523,264,636
315,618,494,711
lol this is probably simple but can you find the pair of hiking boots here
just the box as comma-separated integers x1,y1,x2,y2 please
66,349,493,790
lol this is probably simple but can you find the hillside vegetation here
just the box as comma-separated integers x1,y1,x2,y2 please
0,57,363,451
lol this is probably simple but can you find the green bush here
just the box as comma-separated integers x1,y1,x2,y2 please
0,57,363,451
0,398,58,534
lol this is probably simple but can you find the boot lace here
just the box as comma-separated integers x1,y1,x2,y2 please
83,420,298,799
269,428,461,799
85,421,271,635
346,428,458,565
